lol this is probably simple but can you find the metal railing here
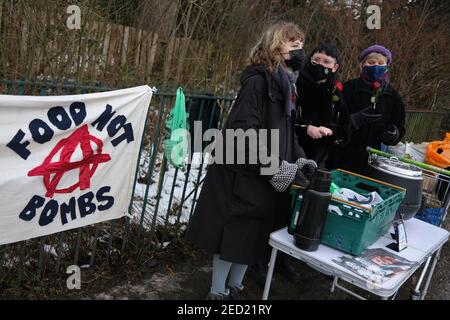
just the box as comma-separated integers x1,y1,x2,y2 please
0,79,235,290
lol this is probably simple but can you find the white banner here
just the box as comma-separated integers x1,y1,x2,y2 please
0,85,153,245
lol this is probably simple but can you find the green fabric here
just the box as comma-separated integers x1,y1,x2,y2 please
164,87,189,169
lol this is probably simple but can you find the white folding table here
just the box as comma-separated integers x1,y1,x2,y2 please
262,218,449,300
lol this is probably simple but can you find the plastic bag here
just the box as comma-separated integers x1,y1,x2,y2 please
405,142,428,163
386,142,406,158
425,132,450,169
164,87,189,169
387,141,428,162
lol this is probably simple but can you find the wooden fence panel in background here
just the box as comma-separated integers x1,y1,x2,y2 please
0,3,209,88
404,112,449,143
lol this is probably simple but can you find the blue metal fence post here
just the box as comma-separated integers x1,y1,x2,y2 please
121,98,153,254
37,237,47,279
135,96,170,255
73,229,82,266
106,221,116,264
90,226,100,267
16,243,24,286
55,232,65,272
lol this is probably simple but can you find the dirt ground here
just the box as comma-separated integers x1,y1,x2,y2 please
90,220,450,300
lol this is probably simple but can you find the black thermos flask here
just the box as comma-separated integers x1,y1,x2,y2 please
294,169,332,251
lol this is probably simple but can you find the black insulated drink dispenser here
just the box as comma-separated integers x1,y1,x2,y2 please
294,169,332,252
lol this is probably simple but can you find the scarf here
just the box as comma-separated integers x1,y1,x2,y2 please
271,66,299,116
360,69,389,89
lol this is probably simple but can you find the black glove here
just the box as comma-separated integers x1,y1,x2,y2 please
381,124,400,145
293,159,318,188
300,163,317,182
350,106,383,130
293,170,310,188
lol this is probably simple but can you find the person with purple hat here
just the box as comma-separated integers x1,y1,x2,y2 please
329,44,406,174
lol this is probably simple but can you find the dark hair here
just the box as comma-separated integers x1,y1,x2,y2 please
310,43,340,64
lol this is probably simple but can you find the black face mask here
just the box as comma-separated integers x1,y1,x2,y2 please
309,62,335,82
285,49,305,71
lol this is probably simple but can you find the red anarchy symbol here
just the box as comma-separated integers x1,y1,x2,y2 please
28,124,111,198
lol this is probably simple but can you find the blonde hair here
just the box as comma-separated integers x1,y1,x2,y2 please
362,52,388,65
247,21,305,72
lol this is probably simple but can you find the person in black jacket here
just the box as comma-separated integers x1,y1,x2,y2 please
295,43,351,169
335,45,406,174
185,21,317,299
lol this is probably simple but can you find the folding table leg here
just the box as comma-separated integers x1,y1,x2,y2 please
330,276,367,300
262,247,278,300
420,247,442,300
412,255,433,300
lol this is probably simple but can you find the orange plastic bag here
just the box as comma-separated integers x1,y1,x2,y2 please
425,132,450,169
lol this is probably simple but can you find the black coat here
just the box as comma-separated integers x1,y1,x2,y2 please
185,65,306,265
333,78,406,174
295,70,351,168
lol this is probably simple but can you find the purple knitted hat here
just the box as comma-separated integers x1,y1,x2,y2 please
359,45,392,65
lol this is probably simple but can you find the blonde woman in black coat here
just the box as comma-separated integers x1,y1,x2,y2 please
186,21,317,299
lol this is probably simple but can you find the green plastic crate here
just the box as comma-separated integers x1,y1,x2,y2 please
289,169,406,255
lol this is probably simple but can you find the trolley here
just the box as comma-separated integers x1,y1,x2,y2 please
411,168,449,299
368,148,450,300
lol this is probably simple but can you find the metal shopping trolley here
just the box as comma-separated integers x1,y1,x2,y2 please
411,168,450,299
368,147,450,300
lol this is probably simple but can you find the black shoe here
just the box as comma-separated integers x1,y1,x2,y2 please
206,290,231,300
227,285,245,300
276,254,302,283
